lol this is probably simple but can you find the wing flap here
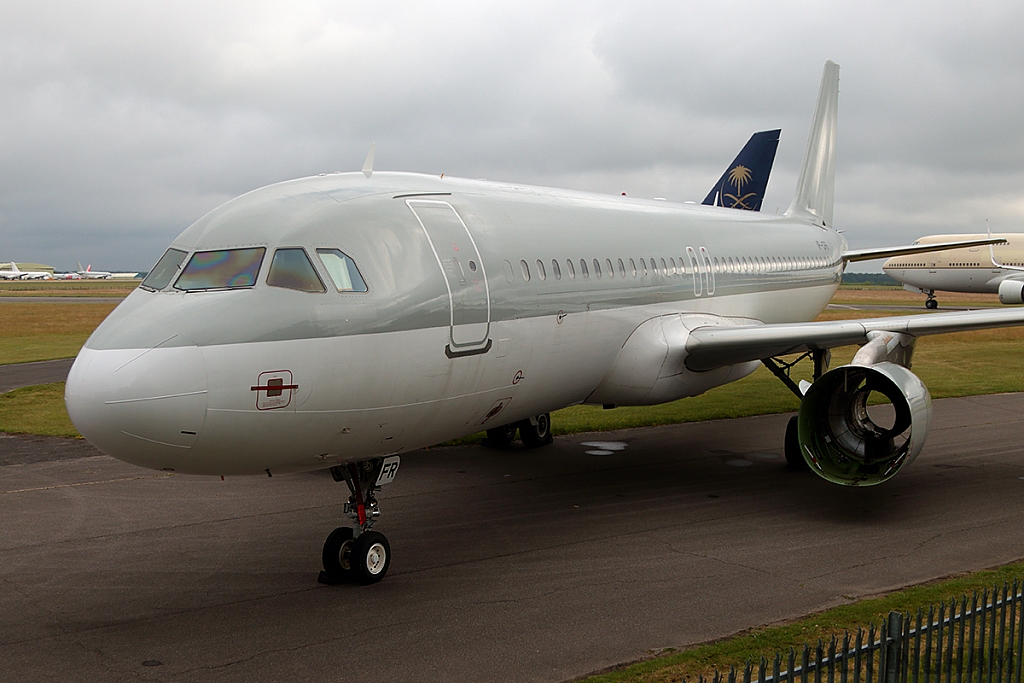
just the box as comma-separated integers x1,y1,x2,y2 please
684,308,1024,371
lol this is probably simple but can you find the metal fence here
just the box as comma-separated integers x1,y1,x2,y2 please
694,583,1024,683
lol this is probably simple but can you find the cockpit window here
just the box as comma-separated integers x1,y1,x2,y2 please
316,249,368,292
174,247,265,291
267,248,326,293
141,248,188,291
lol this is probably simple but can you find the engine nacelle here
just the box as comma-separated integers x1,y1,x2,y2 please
587,314,760,406
798,362,931,486
998,279,1024,305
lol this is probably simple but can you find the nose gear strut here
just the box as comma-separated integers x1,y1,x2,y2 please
318,456,399,585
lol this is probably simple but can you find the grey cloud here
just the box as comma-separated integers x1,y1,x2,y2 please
1,0,1022,272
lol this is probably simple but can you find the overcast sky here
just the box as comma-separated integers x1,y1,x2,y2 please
2,1,1023,272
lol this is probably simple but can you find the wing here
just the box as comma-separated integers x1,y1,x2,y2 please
684,308,1024,371
843,237,1006,263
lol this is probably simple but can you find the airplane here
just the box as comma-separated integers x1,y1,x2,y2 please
76,262,112,279
0,262,52,280
703,129,780,211
64,61,1024,585
0,264,23,280
883,232,1024,308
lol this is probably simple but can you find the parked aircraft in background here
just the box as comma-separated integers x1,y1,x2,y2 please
703,129,781,211
883,233,1024,308
65,61,1024,586
76,262,112,279
0,263,52,280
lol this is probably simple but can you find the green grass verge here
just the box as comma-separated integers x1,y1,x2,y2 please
0,383,78,437
0,280,138,297
0,302,117,365
578,562,1024,683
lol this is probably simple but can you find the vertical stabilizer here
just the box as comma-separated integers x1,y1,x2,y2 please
702,129,781,211
786,60,839,227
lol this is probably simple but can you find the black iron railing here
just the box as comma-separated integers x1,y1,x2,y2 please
690,583,1024,683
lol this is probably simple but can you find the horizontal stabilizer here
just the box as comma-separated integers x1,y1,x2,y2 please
702,129,781,211
843,237,1007,263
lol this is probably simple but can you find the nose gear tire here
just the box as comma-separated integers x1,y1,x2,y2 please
351,531,390,584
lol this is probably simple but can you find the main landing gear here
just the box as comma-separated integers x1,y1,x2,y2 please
319,456,399,586
484,413,553,449
924,291,938,309
762,349,830,473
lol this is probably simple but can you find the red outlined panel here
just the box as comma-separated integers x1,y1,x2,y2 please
251,370,296,410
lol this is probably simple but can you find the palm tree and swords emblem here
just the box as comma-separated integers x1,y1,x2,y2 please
721,165,756,209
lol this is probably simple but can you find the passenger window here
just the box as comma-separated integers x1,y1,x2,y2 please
603,259,612,278
267,248,326,293
640,258,648,276
670,257,678,275
618,258,626,278
580,259,589,278
316,249,368,292
142,248,188,291
593,259,602,278
566,259,576,279
551,259,561,280
520,260,531,282
536,259,547,281
174,247,265,291
503,260,515,283
660,258,668,276
629,258,637,277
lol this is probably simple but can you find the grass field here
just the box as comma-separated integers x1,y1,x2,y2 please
0,302,119,365
830,286,1001,307
0,279,139,297
0,383,75,436
579,562,1024,683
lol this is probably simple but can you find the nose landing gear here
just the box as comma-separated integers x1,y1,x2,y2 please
319,456,399,585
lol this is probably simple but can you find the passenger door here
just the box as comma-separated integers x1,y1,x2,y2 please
407,200,491,355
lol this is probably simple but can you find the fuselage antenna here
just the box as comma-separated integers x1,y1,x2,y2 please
362,143,376,178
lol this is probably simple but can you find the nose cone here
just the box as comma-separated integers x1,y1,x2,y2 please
65,343,208,472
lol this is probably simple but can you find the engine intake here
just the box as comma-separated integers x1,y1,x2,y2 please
798,362,931,486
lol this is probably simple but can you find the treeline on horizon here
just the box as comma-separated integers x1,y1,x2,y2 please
841,273,901,286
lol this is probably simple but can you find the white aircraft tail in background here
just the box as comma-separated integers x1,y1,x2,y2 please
76,262,112,279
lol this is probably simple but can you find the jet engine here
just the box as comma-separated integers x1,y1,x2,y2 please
797,361,931,486
998,279,1024,305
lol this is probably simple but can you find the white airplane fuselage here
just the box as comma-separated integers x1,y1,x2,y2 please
883,233,1024,295
66,173,844,477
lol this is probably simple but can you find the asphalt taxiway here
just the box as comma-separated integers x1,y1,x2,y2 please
3,393,1024,682
0,358,74,393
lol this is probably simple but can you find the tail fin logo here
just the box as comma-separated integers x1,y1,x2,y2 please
723,165,757,209
702,129,780,212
